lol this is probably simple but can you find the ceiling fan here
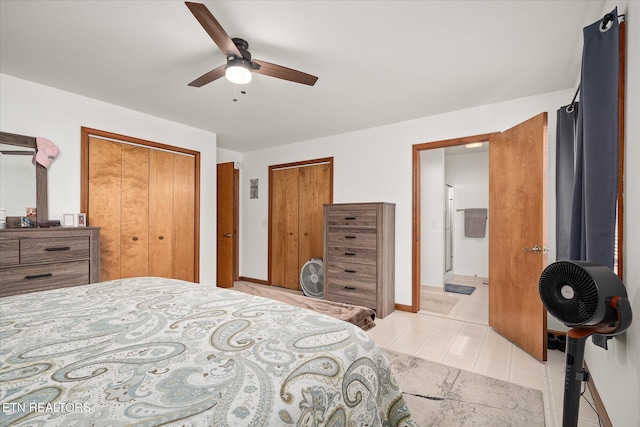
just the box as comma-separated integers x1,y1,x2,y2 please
185,1,318,87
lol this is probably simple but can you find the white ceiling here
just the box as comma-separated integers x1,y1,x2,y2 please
0,1,605,152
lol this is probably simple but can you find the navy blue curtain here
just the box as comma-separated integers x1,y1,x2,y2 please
562,8,620,269
555,102,579,260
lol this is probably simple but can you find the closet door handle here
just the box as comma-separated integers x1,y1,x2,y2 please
159,236,164,240
45,246,70,251
25,273,53,280
132,236,139,241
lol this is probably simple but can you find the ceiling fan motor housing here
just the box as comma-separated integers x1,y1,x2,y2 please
539,260,627,327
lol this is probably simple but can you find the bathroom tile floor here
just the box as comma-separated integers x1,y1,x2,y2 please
369,276,603,427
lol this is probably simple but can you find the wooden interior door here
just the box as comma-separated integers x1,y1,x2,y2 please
298,163,331,270
149,149,174,278
83,128,200,283
270,167,300,289
120,145,150,278
489,113,548,361
172,153,196,281
217,162,236,288
88,137,122,281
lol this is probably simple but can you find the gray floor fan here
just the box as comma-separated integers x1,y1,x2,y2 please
300,257,323,298
538,261,632,427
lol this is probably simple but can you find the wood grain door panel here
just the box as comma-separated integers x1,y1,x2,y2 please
217,162,235,288
172,153,195,282
149,149,174,278
271,167,300,289
120,144,149,278
298,163,331,270
88,137,122,281
489,113,548,361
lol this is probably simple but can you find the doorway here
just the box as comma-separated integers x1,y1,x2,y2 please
412,113,549,362
418,142,490,325
217,162,239,288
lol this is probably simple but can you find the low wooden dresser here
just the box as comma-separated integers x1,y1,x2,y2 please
0,227,100,297
323,203,395,318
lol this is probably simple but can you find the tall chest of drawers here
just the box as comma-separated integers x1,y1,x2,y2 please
0,227,100,297
323,203,395,318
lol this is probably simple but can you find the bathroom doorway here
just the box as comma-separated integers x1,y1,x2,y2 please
418,143,489,325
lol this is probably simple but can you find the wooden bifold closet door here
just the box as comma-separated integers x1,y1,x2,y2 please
270,160,332,290
84,134,197,282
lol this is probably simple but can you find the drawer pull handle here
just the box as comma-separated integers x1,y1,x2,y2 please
344,269,357,273
344,286,356,290
45,246,70,251
344,235,356,239
344,216,356,220
344,252,356,256
25,273,53,280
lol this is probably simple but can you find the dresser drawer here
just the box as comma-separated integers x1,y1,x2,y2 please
327,262,377,286
20,237,90,264
326,269,377,308
0,239,19,267
326,245,377,265
326,208,377,227
0,260,90,297
327,228,377,248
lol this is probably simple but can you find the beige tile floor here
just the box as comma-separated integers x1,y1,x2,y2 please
369,275,603,427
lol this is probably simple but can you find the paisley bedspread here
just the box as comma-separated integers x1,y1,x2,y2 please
0,277,415,426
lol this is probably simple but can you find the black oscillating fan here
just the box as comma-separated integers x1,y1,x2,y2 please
539,261,632,427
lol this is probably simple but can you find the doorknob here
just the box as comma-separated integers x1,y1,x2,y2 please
524,245,548,253
224,233,232,238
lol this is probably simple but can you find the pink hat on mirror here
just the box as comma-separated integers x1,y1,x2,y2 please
32,137,59,169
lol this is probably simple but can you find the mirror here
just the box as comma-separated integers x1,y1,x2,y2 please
0,131,48,224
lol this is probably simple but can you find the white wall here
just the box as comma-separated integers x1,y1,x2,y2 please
446,151,489,278
583,2,640,426
0,74,218,283
420,149,445,287
238,89,570,305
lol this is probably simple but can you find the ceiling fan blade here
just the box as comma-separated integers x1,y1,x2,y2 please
253,60,318,86
185,2,242,58
188,64,226,87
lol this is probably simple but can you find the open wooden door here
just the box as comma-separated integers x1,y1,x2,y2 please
217,162,238,288
489,113,548,361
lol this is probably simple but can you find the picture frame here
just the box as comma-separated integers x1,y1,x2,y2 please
76,213,87,227
62,213,75,227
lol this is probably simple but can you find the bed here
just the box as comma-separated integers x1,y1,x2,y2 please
0,277,416,426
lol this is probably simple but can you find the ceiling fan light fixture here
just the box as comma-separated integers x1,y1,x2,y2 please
225,59,252,84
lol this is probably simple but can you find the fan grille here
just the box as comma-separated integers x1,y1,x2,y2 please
539,261,599,325
300,260,323,298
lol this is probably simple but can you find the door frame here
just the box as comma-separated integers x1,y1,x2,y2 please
267,157,334,285
411,133,498,312
80,127,201,281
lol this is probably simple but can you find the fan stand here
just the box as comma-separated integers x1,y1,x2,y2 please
561,296,632,427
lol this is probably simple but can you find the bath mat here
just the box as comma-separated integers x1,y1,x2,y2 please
445,283,476,295
421,292,459,314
